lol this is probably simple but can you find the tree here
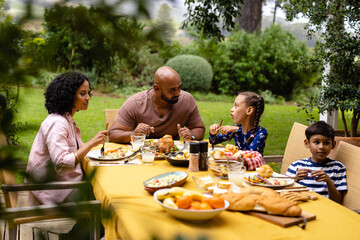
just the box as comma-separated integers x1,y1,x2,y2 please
282,0,360,137
182,0,244,40
235,0,263,33
154,3,176,43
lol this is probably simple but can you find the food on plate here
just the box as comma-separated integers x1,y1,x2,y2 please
209,144,239,159
146,174,184,188
151,135,178,154
217,181,232,189
246,175,289,186
101,148,129,159
220,187,302,216
257,164,274,178
192,176,216,191
156,187,226,211
175,151,189,160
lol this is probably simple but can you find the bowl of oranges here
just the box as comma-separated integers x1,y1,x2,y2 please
154,187,229,222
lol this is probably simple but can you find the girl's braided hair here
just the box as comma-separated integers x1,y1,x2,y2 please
239,92,265,144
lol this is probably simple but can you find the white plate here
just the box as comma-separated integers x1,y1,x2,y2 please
154,189,229,222
243,172,294,188
87,149,134,161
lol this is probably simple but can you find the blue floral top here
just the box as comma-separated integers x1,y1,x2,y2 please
209,125,268,155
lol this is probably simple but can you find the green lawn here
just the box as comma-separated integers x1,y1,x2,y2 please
14,87,317,164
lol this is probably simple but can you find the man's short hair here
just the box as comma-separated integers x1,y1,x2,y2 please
305,121,335,141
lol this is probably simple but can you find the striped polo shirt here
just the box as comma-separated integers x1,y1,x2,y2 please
286,157,347,198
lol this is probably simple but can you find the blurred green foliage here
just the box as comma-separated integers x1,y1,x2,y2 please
166,54,213,92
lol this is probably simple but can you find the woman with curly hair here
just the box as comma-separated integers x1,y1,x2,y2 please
26,71,108,205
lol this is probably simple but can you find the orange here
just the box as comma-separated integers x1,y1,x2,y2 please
190,201,201,210
199,201,213,210
208,196,225,209
176,196,192,209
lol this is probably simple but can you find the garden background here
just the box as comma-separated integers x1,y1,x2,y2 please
1,0,355,171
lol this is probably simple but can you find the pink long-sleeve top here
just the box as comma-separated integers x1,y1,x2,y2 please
26,113,83,205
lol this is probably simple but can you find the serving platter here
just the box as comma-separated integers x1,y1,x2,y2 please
144,171,188,194
243,172,295,188
87,149,135,161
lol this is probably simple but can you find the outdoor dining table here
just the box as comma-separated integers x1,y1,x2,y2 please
83,142,360,240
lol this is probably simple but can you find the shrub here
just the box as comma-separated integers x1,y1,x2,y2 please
166,55,213,92
212,25,320,98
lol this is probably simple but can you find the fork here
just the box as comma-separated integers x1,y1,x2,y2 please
100,122,109,157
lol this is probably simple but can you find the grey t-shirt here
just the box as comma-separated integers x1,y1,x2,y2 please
114,89,203,139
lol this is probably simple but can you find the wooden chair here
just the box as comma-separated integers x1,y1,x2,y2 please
104,109,118,129
332,141,360,212
0,131,101,240
280,122,311,174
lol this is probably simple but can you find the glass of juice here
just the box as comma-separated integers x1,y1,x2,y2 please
228,164,246,187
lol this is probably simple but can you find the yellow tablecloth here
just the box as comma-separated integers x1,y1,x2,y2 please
84,143,360,240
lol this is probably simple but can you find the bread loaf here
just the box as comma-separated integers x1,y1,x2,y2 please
239,186,278,197
221,192,264,211
257,164,273,178
256,196,302,216
220,187,302,217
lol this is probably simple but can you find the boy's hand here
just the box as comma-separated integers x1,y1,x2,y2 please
311,170,330,183
295,168,311,182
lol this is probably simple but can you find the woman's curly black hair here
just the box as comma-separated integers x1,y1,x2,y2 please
44,71,91,115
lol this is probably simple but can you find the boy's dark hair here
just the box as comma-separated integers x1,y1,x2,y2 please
305,121,335,141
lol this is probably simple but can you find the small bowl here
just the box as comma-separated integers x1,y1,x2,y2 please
166,157,189,167
208,159,241,179
192,175,218,191
154,189,229,222
144,171,188,194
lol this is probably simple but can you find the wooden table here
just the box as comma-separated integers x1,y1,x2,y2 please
83,143,360,240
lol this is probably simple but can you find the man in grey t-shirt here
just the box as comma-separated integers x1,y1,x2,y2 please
109,66,205,143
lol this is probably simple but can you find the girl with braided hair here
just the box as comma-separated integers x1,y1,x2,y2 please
209,92,268,170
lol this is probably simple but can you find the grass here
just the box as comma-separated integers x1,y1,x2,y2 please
14,87,317,165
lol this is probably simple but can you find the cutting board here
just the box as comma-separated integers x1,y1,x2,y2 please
247,211,316,228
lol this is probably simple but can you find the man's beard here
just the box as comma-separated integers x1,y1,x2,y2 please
161,91,179,104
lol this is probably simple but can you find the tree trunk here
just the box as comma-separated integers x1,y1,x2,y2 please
235,0,263,34
351,110,360,137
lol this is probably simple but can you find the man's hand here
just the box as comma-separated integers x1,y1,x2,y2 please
311,170,331,183
177,124,192,141
295,168,311,182
134,123,154,136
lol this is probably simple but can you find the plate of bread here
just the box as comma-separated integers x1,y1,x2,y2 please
244,164,295,188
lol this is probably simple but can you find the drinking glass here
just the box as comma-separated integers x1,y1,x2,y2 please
130,133,146,151
228,164,246,187
141,147,155,165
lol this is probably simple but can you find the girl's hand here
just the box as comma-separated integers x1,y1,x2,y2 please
311,170,330,183
218,125,239,135
209,123,220,135
295,168,311,182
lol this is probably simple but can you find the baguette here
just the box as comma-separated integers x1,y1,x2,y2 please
221,192,264,211
239,186,278,197
256,196,302,216
221,189,302,216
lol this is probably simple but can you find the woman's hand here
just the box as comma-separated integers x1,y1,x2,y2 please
218,125,239,135
89,130,109,147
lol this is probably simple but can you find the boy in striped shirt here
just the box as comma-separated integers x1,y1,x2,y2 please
286,121,347,203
